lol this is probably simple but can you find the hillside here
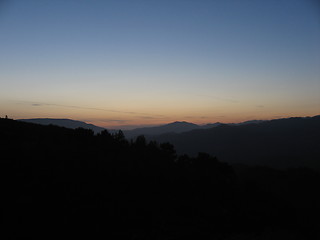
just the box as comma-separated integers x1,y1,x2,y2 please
19,118,106,134
1,117,320,238
123,121,200,138
152,115,320,169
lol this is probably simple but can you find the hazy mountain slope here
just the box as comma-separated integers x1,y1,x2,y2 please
201,122,224,129
19,118,106,134
152,116,320,169
124,121,200,139
124,120,267,138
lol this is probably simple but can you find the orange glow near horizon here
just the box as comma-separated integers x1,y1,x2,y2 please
1,1,320,130
2,98,319,130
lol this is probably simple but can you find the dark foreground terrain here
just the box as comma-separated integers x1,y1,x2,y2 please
1,118,320,239
152,115,320,169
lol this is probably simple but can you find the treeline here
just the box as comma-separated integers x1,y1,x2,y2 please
1,118,319,239
152,115,320,169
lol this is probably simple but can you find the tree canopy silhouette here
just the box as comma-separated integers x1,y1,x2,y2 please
1,117,319,239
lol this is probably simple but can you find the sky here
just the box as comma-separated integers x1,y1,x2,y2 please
0,0,319,129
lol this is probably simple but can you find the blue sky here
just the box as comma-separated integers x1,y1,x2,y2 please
0,0,319,128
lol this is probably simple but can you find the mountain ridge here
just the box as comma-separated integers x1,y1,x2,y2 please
123,121,200,138
150,115,320,169
18,115,319,140
18,118,106,134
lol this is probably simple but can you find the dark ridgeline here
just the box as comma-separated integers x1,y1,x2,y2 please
152,115,320,169
1,117,320,239
18,118,106,134
123,121,201,139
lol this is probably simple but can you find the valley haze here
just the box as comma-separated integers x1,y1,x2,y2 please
18,114,320,170
18,117,270,136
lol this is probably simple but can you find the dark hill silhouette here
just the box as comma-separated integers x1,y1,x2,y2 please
18,118,268,138
123,121,200,138
201,122,224,128
1,117,320,239
123,120,266,139
19,118,106,134
152,115,320,169
202,120,266,128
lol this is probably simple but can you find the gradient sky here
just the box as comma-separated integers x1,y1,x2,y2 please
0,0,319,129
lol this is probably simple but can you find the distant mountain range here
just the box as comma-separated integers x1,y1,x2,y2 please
123,121,200,138
123,120,267,138
18,118,106,134
18,118,267,138
16,115,320,169
150,115,320,169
